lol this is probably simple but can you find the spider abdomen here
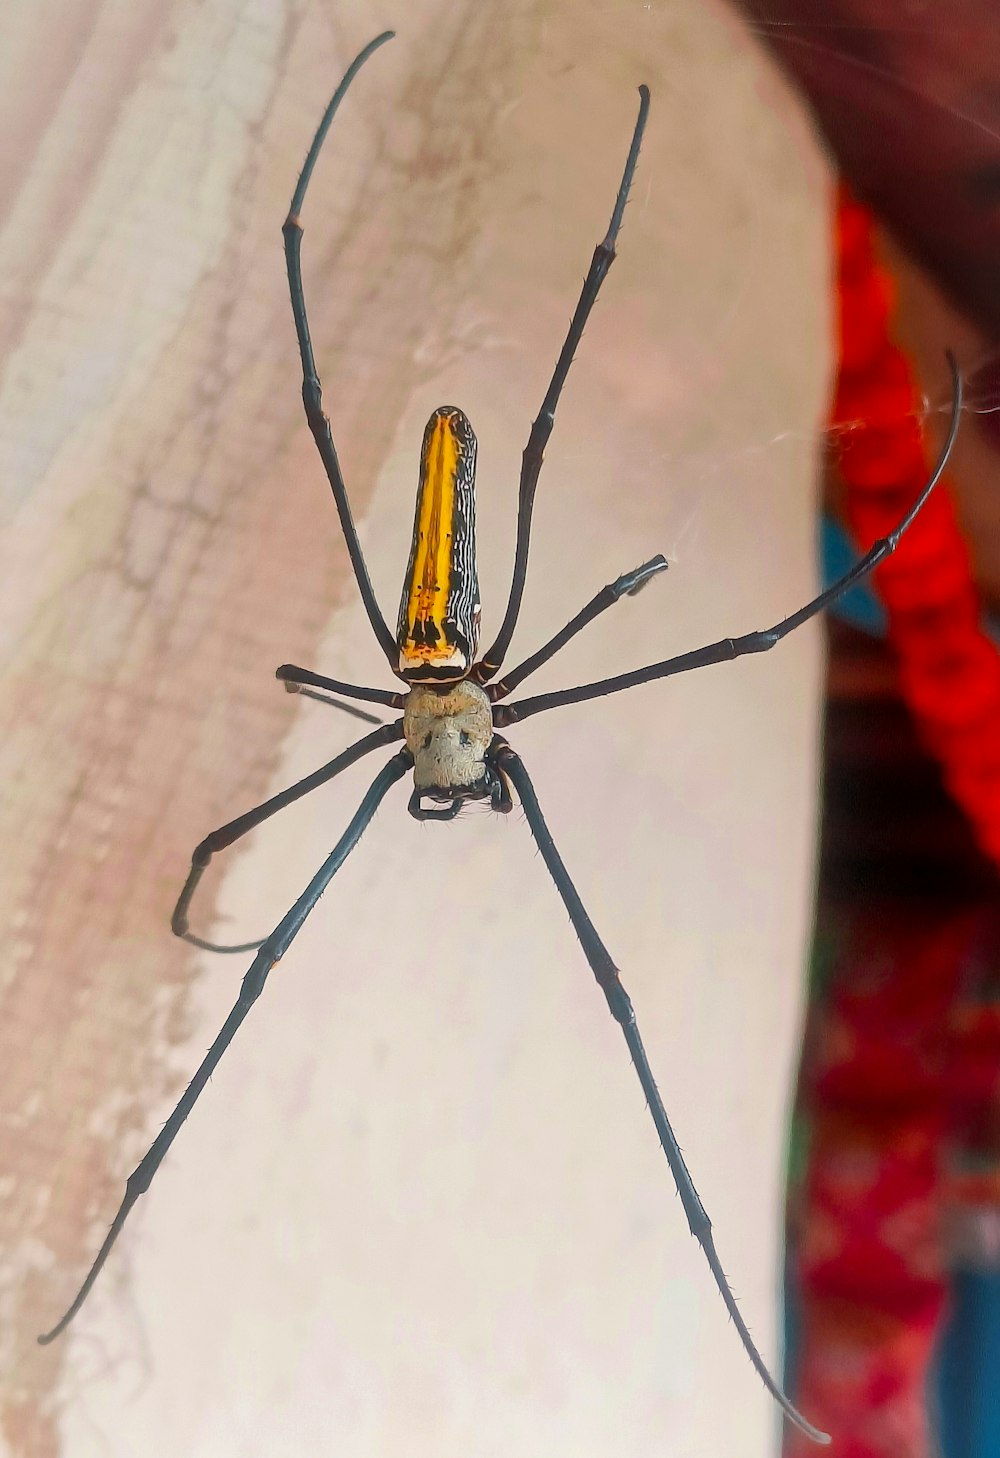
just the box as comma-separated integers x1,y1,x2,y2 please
403,679,492,792
396,407,480,681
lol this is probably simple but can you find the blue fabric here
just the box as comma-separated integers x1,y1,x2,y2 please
821,516,887,635
821,515,1000,646
933,1267,1000,1458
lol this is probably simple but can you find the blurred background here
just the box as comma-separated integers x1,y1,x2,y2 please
1,2,997,1457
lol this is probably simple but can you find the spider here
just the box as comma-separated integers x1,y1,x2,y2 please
39,30,962,1446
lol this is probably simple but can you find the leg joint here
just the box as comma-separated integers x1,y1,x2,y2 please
127,1164,153,1198
732,628,778,656
601,974,635,1027
684,1199,712,1244
526,410,554,453
301,376,324,422
239,958,270,1005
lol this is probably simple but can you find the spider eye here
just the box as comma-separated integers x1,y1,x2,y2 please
422,732,432,749
459,730,471,747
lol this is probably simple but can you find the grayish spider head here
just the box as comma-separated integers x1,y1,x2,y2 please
402,679,493,795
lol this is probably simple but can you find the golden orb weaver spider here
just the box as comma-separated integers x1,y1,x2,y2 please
39,30,963,1447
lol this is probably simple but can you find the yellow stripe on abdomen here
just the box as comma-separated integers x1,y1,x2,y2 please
397,407,479,679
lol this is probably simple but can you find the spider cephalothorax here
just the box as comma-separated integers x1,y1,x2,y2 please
402,678,507,819
43,30,963,1451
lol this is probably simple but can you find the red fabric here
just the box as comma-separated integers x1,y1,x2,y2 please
833,190,1000,867
789,910,1000,1458
788,915,975,1458
786,192,1000,1456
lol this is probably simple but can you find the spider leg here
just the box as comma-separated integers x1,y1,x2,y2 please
488,555,667,701
38,749,411,1346
172,720,403,953
494,744,830,1446
407,790,462,821
282,32,399,667
495,352,961,728
281,683,386,725
276,664,404,712
473,86,651,683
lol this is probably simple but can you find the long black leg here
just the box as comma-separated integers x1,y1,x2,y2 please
38,749,411,1346
488,555,667,701
276,664,404,711
172,720,403,954
494,745,829,1445
473,87,651,683
283,32,399,667
282,681,385,725
495,353,961,728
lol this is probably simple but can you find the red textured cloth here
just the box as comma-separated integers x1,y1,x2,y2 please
786,192,1000,1456
834,190,1000,865
789,911,980,1457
